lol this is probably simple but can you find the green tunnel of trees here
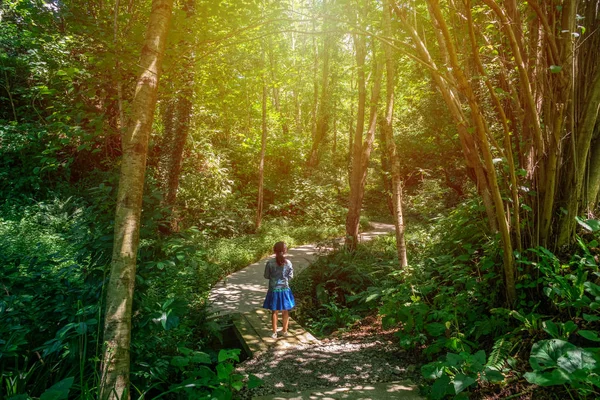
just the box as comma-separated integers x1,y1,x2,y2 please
1,0,600,398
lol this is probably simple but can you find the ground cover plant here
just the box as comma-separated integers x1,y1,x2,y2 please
293,194,600,399
0,190,344,399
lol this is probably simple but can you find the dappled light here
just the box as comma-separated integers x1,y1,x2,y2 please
2,0,599,398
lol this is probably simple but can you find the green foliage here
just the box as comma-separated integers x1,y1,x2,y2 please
206,219,343,277
306,302,361,336
524,339,600,394
291,234,398,335
150,348,263,400
421,350,504,399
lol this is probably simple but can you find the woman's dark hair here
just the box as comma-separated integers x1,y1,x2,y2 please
273,241,287,266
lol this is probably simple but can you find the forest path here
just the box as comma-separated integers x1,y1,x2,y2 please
208,222,395,316
209,222,422,399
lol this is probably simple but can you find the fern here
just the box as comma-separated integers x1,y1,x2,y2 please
486,337,513,370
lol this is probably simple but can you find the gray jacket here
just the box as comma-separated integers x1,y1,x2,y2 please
264,258,293,291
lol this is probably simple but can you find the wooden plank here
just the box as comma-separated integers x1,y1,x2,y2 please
250,308,318,344
287,318,318,342
244,311,302,346
243,312,282,345
232,313,267,356
232,308,320,359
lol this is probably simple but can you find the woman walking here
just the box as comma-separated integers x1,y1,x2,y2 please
263,241,295,338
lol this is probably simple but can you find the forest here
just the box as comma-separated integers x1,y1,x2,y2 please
1,0,600,398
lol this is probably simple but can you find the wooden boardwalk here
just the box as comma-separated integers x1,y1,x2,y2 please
232,308,319,356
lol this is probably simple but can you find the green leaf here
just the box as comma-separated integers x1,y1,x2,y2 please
421,361,445,380
190,351,212,364
524,369,570,386
576,217,600,232
211,386,233,400
529,339,576,371
483,367,504,382
472,350,486,367
543,320,560,339
431,374,451,400
248,374,263,389
231,379,244,391
425,322,446,337
583,313,600,322
562,321,577,336
453,373,476,394
549,65,563,73
171,356,189,367
579,330,600,342
218,349,240,363
365,293,380,302
556,347,599,373
217,362,234,380
39,377,74,400
446,352,463,368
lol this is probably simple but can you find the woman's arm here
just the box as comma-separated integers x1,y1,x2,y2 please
264,261,271,279
284,261,293,280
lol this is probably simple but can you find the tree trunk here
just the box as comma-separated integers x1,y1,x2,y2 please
427,0,516,303
394,5,499,233
587,134,600,211
100,0,173,399
157,0,195,233
383,0,407,267
345,35,383,251
256,60,268,231
558,55,600,244
307,27,332,169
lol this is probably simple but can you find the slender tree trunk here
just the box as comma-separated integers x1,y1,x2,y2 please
394,5,499,233
100,0,173,399
157,0,195,233
378,117,394,215
558,60,600,243
428,0,516,303
465,0,522,253
587,134,600,211
345,35,384,251
383,0,407,267
113,0,124,130
256,57,268,231
307,18,332,169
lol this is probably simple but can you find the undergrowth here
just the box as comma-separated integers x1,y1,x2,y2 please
0,190,345,399
293,198,600,399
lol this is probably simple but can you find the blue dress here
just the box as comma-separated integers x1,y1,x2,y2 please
262,258,295,311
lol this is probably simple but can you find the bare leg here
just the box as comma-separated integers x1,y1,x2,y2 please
282,310,289,333
271,310,278,333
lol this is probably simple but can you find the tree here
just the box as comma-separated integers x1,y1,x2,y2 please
306,0,334,169
256,45,268,231
392,0,600,304
100,0,173,398
381,0,407,267
345,19,384,250
157,0,196,233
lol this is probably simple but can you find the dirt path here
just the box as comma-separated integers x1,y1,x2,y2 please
208,222,395,316
237,317,422,399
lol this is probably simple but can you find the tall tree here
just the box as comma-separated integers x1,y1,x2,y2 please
100,0,173,398
256,46,268,231
157,0,196,233
306,0,334,169
392,0,600,303
381,0,407,267
345,29,384,250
